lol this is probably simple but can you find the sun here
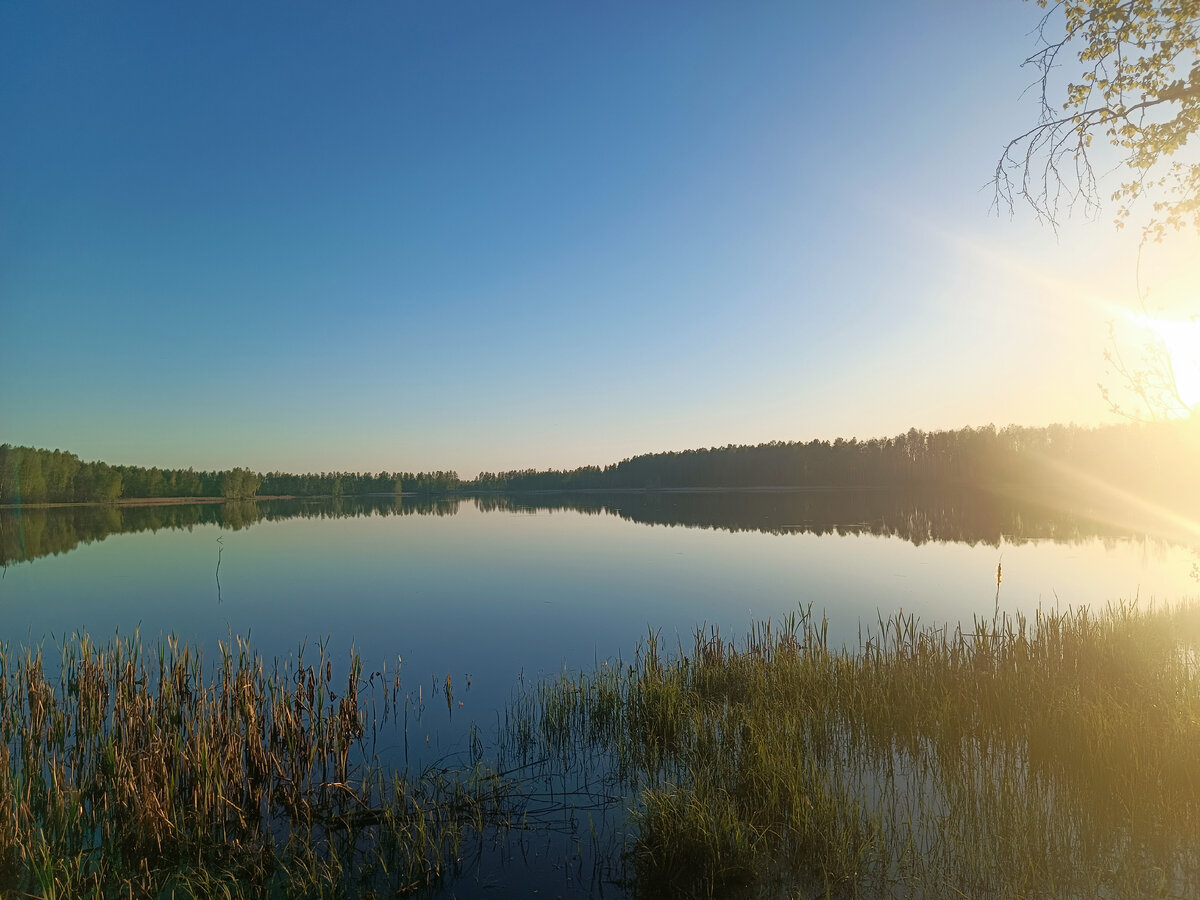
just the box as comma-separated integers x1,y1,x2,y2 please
1137,315,1200,412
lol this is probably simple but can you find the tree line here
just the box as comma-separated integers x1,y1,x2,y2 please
256,471,461,498
0,445,460,505
3,419,1197,508
475,421,1199,505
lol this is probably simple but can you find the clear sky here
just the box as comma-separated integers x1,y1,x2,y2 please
2,1,1194,477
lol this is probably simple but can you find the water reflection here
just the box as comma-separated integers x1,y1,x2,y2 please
475,489,1171,547
0,486,1193,785
0,496,457,567
3,487,1194,568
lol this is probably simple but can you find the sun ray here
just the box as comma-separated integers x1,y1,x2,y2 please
1020,448,1200,549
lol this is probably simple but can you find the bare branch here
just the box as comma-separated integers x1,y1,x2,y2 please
994,0,1200,421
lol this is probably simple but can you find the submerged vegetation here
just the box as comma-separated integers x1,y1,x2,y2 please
3,601,1200,897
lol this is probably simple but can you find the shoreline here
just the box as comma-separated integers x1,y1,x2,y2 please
0,485,902,511
0,496,297,511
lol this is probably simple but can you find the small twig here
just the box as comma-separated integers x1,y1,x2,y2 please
215,536,224,604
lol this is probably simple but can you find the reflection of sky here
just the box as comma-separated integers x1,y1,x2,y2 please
2,504,1195,741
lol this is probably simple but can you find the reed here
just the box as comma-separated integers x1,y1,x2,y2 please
6,600,1200,897
0,631,520,898
518,601,1200,898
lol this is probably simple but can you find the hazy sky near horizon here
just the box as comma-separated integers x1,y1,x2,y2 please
3,1,1195,477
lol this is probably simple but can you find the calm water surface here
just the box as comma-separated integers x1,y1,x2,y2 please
1,490,1196,894
1,491,1195,716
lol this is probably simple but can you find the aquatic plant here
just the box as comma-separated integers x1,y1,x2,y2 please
6,600,1200,898
519,601,1200,898
0,632,522,898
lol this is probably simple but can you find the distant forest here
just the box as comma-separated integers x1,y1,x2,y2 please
0,444,461,505
1,420,1197,507
476,421,1199,504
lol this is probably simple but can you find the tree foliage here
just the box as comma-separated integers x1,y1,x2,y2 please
995,0,1199,238
994,1,1199,422
220,467,262,500
257,470,459,497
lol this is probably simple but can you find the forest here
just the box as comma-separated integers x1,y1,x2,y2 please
0,444,460,505
2,420,1197,509
476,420,1199,504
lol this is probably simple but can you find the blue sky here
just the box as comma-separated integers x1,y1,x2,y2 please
2,1,1190,476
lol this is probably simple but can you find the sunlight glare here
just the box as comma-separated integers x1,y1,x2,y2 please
1134,314,1200,411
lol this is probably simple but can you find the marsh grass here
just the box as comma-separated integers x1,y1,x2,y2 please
518,601,1200,898
6,601,1200,898
0,632,531,898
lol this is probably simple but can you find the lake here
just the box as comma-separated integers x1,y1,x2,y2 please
2,489,1196,710
1,489,1196,894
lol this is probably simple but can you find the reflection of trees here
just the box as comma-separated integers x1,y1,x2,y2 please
2,504,236,566
254,496,462,519
473,489,1192,550
0,505,127,567
0,496,460,567
1,495,479,566
220,501,262,531
2,486,1190,569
